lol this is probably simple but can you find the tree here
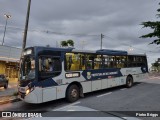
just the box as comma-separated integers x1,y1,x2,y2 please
151,61,160,72
60,40,74,47
61,41,68,47
67,39,74,47
140,3,160,45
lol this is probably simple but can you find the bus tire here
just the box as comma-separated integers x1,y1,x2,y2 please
66,84,79,103
126,76,133,88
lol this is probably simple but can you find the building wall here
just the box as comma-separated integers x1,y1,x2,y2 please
0,61,6,74
0,45,21,81
0,45,21,62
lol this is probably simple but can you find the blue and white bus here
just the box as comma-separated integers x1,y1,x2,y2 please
18,46,148,103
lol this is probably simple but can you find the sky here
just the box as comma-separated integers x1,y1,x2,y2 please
0,0,159,68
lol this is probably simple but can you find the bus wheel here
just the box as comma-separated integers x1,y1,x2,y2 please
126,76,133,88
66,85,79,103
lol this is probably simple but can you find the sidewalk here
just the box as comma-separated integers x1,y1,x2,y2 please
0,79,20,105
0,95,19,105
148,72,160,77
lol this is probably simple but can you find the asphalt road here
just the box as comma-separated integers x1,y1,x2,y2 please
0,82,17,97
0,74,160,118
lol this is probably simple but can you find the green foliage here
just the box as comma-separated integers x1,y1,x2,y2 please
152,62,160,67
61,40,74,47
61,41,68,47
140,3,160,45
151,60,160,72
67,39,74,46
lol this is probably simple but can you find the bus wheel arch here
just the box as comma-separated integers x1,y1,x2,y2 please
66,82,83,102
126,75,133,88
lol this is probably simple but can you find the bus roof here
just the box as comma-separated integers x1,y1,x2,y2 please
128,53,146,56
29,46,146,56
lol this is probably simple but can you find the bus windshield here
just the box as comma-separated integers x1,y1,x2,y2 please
20,56,35,80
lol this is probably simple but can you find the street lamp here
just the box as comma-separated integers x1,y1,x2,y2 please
128,46,134,52
81,40,87,50
2,14,11,45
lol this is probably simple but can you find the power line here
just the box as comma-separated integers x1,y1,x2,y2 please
0,25,159,53
101,35,159,54
0,25,100,37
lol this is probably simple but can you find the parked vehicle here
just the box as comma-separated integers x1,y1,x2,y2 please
0,74,8,89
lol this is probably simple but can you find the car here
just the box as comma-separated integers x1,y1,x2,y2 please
0,74,8,89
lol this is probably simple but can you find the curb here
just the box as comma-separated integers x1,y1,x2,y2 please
0,96,21,105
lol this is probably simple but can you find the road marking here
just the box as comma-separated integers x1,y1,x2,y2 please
137,83,141,86
137,83,144,85
96,92,112,98
53,101,81,111
149,77,160,79
136,83,146,87
120,88,126,91
137,83,142,85
7,85,17,89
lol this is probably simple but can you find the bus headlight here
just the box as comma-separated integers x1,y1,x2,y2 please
26,84,35,95
26,87,34,95
26,89,30,95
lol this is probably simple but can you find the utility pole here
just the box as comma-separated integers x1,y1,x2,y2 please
22,0,31,51
100,33,104,49
81,40,86,50
56,41,58,47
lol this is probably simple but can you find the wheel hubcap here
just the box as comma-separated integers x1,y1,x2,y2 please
128,79,132,86
71,89,77,98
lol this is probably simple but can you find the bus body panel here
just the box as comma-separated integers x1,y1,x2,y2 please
81,81,92,93
101,79,108,89
20,67,147,103
42,87,56,102
18,47,148,104
24,92,38,103
23,87,42,103
119,76,126,85
19,67,147,103
92,80,102,91
56,84,68,99
120,67,145,76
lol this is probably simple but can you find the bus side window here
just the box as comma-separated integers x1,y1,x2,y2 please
116,56,125,68
65,53,86,71
81,56,86,70
38,56,61,80
70,58,80,71
128,56,134,67
65,53,73,71
103,55,109,68
65,55,72,70
68,56,72,70
108,56,116,68
94,55,102,69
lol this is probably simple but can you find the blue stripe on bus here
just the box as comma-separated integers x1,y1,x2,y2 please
96,49,127,55
82,68,123,80
31,78,58,88
41,78,58,87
